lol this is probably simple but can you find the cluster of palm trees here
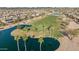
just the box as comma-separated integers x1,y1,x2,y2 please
11,24,54,51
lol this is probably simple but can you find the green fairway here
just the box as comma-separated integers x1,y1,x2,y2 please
31,15,62,38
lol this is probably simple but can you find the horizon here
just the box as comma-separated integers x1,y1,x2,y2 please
0,0,78,7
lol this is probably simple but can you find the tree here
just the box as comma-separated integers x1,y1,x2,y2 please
11,29,21,51
22,34,28,51
31,25,44,51
11,29,25,51
38,37,44,51
14,36,20,51
22,29,29,51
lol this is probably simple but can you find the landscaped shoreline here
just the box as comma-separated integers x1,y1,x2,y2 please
11,15,61,51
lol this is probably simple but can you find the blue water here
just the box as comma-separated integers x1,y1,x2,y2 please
42,37,60,51
0,25,60,51
0,26,17,51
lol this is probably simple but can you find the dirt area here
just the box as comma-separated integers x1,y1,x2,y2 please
66,21,79,30
57,18,79,51
57,35,79,51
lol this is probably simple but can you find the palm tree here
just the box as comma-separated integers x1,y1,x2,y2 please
11,29,21,51
11,29,25,51
38,37,44,51
14,36,20,51
22,26,35,51
31,25,44,51
20,28,29,51
22,35,28,51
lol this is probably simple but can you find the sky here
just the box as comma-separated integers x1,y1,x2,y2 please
0,0,78,7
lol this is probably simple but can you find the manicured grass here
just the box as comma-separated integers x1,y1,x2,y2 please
31,15,62,38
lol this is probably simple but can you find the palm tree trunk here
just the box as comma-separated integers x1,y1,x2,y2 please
24,40,27,51
40,43,41,51
17,40,20,51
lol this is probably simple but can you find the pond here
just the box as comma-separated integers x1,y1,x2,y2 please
0,25,60,51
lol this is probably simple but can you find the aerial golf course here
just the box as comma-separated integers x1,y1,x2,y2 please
11,15,61,51
1,8,79,51
31,15,62,38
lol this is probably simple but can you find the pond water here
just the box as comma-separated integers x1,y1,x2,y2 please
0,25,60,51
